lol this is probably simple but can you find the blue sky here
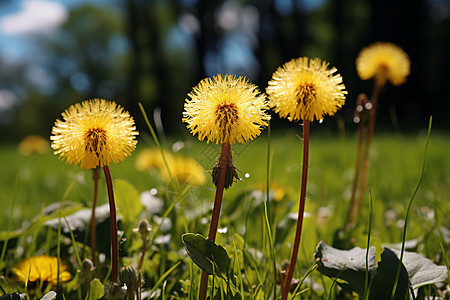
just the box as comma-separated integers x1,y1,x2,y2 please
0,0,113,115
0,0,329,63
0,0,111,62
0,0,331,114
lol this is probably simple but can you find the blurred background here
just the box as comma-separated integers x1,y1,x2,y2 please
0,0,449,142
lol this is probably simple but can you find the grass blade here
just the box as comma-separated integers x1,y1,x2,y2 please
289,262,317,300
263,122,277,299
363,189,373,299
0,175,19,265
149,261,181,297
391,117,432,299
138,102,174,183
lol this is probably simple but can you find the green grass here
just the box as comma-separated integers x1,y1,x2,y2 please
0,128,449,298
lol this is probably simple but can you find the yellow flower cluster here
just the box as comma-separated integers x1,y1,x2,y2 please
51,99,138,169
18,135,49,156
13,255,72,286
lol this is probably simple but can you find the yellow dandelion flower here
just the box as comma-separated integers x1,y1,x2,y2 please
356,42,410,86
267,57,347,122
136,148,207,186
160,155,207,186
18,135,49,156
51,99,138,169
135,148,172,172
13,255,72,286
183,74,270,144
255,181,288,202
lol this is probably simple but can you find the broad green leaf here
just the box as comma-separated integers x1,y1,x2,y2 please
114,179,143,226
228,283,242,300
275,213,297,246
182,233,230,279
40,291,56,300
315,241,448,299
45,204,112,256
391,248,448,289
315,241,376,295
89,278,104,300
0,293,23,300
370,248,409,300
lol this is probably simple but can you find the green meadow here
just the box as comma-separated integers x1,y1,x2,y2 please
1,125,449,299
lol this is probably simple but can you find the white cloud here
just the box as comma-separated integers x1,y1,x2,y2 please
0,0,67,36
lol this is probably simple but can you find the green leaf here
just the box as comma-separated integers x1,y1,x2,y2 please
182,233,230,279
315,241,376,295
0,293,23,300
40,291,56,300
370,248,409,300
114,179,143,226
89,278,104,300
149,261,181,296
228,283,242,300
45,204,112,256
391,248,448,289
316,241,448,299
275,213,297,246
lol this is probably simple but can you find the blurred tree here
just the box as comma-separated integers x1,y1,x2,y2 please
41,4,127,106
0,57,37,140
0,4,130,140
124,0,199,133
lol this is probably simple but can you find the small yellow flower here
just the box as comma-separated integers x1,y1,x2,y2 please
356,42,410,86
136,148,207,186
255,181,288,202
13,255,72,286
18,135,49,156
161,155,207,186
267,57,347,122
51,99,138,169
183,74,270,144
135,148,171,172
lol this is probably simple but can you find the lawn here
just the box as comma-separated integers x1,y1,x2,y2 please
0,125,449,299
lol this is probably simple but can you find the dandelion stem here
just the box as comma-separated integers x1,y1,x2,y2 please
208,142,230,241
89,168,99,267
347,94,369,228
198,142,231,300
347,117,365,226
86,273,92,299
281,120,310,300
138,238,146,272
103,165,119,283
354,83,381,224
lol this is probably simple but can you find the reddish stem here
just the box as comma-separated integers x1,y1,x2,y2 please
103,165,119,283
207,143,230,242
198,142,231,300
354,83,381,223
281,120,310,300
347,111,366,227
138,239,146,272
86,274,91,299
